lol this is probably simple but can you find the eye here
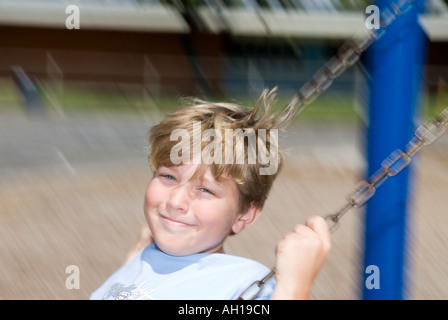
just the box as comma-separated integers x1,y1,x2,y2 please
160,174,176,182
199,187,215,196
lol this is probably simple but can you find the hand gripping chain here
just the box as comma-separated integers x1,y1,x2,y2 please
236,0,440,300
237,107,448,300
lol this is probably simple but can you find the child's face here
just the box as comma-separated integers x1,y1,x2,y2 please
144,163,242,256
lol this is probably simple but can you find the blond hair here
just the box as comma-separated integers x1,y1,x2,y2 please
148,87,294,213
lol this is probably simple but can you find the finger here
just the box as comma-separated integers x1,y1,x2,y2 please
305,216,331,251
293,224,315,236
305,215,330,235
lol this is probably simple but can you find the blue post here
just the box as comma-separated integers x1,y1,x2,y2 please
363,0,427,299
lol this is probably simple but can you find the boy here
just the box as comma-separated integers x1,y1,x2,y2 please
90,88,331,300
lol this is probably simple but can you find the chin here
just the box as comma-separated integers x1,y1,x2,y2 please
158,244,195,256
155,237,223,256
154,237,194,256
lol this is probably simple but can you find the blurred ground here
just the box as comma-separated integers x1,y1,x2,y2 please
0,106,447,300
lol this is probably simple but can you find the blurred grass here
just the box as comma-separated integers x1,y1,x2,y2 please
0,78,444,124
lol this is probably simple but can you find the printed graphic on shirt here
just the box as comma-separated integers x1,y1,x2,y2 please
102,281,155,300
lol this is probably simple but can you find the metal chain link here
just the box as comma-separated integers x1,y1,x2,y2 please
325,107,448,231
238,106,448,300
281,0,416,121
237,0,430,300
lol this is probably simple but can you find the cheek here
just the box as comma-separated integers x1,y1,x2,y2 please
144,180,165,210
196,201,238,231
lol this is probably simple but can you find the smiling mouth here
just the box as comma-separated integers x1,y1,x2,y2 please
159,214,195,228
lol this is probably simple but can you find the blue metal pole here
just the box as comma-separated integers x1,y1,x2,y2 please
363,0,427,299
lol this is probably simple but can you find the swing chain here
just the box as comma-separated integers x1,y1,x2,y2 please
326,107,448,232
236,270,275,300
237,107,448,301
288,0,415,119
237,0,427,300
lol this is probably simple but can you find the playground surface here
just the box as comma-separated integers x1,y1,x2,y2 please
0,109,447,300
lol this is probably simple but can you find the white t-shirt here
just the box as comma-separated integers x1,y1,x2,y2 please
90,243,275,300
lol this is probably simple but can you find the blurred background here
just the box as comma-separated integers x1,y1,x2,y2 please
0,0,447,300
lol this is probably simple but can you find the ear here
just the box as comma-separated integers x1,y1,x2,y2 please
231,205,262,235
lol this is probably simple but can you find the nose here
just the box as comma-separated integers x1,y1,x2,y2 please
166,184,190,214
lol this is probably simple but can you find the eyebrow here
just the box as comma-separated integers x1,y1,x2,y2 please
158,166,222,186
196,173,224,188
